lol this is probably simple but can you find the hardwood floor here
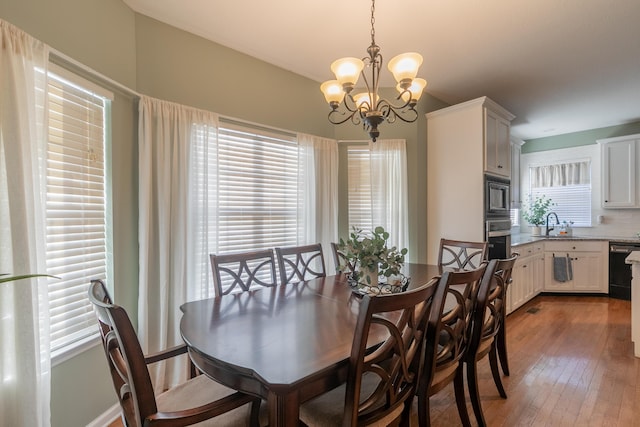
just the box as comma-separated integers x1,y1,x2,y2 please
418,295,640,426
107,295,639,426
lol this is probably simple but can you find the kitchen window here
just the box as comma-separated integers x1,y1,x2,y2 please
528,160,592,227
45,65,113,361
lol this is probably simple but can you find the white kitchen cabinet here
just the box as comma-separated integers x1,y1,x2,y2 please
508,242,543,314
425,97,515,263
485,109,511,178
598,134,640,208
543,240,608,293
510,138,524,209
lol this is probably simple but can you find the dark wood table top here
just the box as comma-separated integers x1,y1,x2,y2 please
180,263,441,427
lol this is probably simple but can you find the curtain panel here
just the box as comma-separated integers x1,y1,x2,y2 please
297,133,339,272
138,96,219,391
531,161,591,187
370,139,409,252
0,19,51,427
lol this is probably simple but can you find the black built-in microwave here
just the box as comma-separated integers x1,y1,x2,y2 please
485,175,511,218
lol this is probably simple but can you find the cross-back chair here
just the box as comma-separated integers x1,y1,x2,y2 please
299,277,449,426
438,238,488,271
496,252,519,377
88,279,261,427
331,242,356,274
463,254,519,427
416,260,498,427
210,249,278,297
275,243,326,285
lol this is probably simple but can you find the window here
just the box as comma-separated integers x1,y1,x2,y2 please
45,66,112,359
347,146,373,232
528,160,591,227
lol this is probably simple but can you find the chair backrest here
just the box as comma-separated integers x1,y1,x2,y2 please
275,243,326,285
210,249,278,296
438,238,488,270
423,262,493,395
88,279,157,427
343,278,447,426
331,242,356,273
468,255,518,358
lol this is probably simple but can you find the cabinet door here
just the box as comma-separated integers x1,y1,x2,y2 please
532,254,544,294
601,139,636,208
484,110,511,177
510,255,530,312
571,252,604,291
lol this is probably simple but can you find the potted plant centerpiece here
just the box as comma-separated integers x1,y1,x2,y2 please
338,226,408,291
522,194,554,236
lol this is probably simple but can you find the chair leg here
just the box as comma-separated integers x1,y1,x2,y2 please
417,391,432,427
453,366,472,427
489,344,507,398
497,319,510,376
248,399,261,427
466,359,487,427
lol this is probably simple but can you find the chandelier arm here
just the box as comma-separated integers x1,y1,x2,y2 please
328,109,360,126
382,104,419,124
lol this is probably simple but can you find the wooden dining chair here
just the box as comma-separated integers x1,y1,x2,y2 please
416,260,498,427
88,279,261,427
496,253,519,377
463,254,519,427
330,242,356,273
438,238,488,270
210,249,278,297
275,243,326,285
298,277,448,426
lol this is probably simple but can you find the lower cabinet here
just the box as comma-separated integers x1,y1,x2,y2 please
508,243,544,314
543,240,608,293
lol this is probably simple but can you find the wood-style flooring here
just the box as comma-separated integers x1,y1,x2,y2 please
108,295,639,426
418,295,639,426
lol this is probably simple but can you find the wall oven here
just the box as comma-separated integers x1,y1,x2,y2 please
485,175,511,218
486,219,512,260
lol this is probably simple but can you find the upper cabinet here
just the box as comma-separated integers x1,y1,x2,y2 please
598,134,640,208
485,109,512,178
510,138,525,208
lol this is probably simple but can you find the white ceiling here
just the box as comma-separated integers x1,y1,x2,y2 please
123,0,640,141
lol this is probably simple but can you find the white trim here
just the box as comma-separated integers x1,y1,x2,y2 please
86,403,120,427
48,63,114,101
425,96,515,121
597,133,640,144
51,335,100,367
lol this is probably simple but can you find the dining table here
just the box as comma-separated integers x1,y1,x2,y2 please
180,263,443,427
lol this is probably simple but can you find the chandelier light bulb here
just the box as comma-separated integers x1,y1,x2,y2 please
388,52,423,87
330,57,364,91
320,80,346,106
353,92,372,109
397,78,427,103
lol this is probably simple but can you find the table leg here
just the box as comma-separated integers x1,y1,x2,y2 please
268,390,300,427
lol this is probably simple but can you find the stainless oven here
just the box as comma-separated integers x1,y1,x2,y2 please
485,175,511,218
486,219,512,260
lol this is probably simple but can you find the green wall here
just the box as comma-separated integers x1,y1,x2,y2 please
522,120,640,153
0,1,444,425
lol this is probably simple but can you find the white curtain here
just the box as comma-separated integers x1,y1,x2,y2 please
297,133,339,271
138,96,219,391
531,161,590,187
0,20,51,427
370,139,409,251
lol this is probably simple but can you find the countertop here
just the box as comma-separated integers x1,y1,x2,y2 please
511,233,640,247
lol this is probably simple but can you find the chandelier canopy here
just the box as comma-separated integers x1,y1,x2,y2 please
320,0,426,142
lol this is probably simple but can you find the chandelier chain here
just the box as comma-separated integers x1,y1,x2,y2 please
370,0,376,45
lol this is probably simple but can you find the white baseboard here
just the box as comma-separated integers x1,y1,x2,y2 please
86,403,120,427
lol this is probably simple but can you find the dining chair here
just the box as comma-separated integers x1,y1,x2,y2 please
496,253,519,377
330,242,356,274
463,255,518,427
275,243,326,285
298,276,448,427
438,238,488,270
416,260,497,427
210,249,278,297
88,279,261,427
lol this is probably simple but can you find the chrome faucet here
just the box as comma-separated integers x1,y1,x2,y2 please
546,212,560,237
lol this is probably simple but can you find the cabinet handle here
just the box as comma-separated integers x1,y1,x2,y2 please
498,165,503,169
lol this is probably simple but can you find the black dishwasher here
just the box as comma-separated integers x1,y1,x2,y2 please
609,242,640,300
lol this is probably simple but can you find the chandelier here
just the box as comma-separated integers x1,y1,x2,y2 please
320,0,426,142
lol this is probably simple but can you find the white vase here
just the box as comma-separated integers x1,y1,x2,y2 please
531,226,542,237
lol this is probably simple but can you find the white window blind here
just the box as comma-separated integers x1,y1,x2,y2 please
45,69,110,357
347,146,373,232
216,121,299,253
529,161,592,227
